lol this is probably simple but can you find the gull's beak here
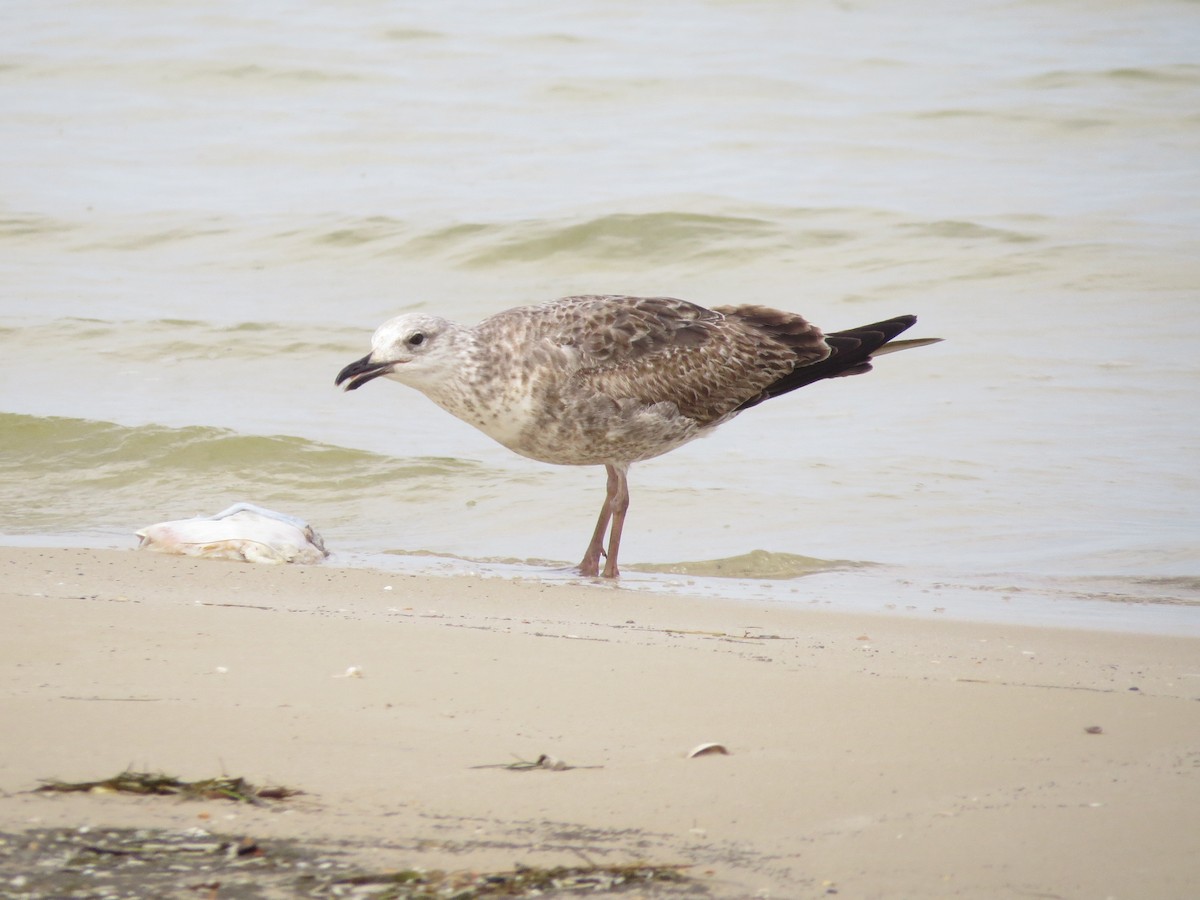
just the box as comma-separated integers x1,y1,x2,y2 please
335,353,393,391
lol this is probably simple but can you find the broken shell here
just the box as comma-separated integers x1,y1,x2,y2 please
333,666,364,679
687,742,730,758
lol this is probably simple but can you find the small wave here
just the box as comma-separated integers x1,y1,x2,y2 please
78,224,236,252
16,206,873,271
379,27,445,42
210,64,366,84
1024,64,1200,89
467,211,781,265
313,216,409,247
1106,65,1200,84
0,213,242,253
909,108,1110,130
0,413,473,534
283,210,798,268
629,549,870,579
437,212,787,267
0,214,77,241
899,219,1039,244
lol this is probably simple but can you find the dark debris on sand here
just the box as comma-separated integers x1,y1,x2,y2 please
33,771,302,805
0,826,707,899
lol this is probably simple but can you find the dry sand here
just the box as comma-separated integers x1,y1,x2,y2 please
1,546,1198,898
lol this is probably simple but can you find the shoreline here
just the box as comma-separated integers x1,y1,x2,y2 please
5,532,1199,638
2,546,1199,897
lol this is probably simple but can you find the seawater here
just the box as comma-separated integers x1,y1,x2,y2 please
2,1,1199,631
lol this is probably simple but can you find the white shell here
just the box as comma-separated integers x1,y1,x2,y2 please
136,503,328,565
687,742,730,758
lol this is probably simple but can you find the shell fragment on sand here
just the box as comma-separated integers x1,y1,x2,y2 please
135,503,328,565
687,742,730,758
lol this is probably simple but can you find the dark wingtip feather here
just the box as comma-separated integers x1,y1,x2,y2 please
734,314,935,411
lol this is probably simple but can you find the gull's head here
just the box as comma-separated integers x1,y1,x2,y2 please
335,314,463,392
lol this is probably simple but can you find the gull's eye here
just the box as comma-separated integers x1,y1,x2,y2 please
408,332,425,347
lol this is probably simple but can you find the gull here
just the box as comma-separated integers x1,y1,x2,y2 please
335,294,939,577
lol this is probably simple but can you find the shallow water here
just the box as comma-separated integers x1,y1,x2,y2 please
3,1,1199,631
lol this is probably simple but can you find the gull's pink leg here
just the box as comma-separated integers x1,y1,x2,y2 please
601,464,630,578
578,464,619,577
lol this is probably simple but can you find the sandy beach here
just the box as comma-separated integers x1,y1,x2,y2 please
5,0,1199,895
0,547,1197,897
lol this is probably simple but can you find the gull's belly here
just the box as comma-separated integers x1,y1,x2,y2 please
429,368,711,467
502,395,707,467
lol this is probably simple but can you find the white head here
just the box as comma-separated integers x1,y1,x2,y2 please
335,313,467,395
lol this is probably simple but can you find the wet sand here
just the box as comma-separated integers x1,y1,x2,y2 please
1,547,1198,897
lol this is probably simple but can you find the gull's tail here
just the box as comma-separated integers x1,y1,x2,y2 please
734,315,941,411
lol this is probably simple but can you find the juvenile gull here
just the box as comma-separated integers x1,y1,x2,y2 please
335,294,939,578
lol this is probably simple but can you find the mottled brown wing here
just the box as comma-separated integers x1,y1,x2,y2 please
728,313,921,411
510,295,830,425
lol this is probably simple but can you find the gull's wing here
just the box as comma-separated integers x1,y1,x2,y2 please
483,295,830,424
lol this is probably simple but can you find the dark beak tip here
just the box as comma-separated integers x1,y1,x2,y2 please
336,354,367,386
336,353,389,392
